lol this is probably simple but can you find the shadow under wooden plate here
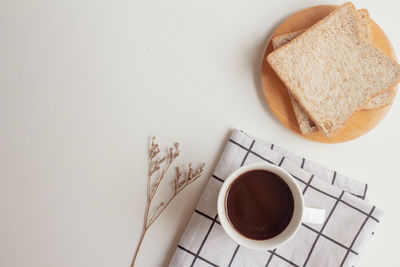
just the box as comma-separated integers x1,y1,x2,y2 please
261,5,397,143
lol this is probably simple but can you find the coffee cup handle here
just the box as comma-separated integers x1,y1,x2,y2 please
302,207,326,224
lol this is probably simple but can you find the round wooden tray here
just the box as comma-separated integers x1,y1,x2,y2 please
261,5,397,143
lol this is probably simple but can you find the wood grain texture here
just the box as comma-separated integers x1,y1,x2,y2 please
261,5,397,143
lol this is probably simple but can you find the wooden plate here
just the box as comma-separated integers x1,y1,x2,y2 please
261,5,397,143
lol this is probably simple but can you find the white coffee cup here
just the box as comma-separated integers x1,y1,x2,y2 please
217,162,326,250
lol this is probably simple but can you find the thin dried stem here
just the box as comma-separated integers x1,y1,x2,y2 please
147,201,165,226
147,164,204,228
131,136,158,267
130,137,205,267
149,143,180,200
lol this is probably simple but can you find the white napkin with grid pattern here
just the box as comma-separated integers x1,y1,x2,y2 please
169,129,382,267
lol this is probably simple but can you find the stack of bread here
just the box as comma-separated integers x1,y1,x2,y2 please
267,2,400,137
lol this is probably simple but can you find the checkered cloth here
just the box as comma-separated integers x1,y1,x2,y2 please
169,129,382,267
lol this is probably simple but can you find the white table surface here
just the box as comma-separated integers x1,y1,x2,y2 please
1,0,399,266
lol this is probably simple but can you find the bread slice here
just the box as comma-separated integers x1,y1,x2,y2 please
271,9,386,135
289,97,318,134
273,30,319,134
356,9,372,40
273,9,372,48
267,3,400,137
363,89,396,109
352,8,396,109
272,30,306,50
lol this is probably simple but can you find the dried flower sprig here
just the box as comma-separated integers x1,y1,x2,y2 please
131,136,205,267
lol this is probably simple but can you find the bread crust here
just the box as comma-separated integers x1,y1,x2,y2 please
272,7,396,136
267,2,400,137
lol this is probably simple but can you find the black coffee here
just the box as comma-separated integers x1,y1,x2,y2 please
225,170,294,240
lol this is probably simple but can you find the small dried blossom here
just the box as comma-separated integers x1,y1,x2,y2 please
188,162,205,181
159,156,166,164
174,166,182,193
150,136,160,160
150,161,160,176
131,136,205,267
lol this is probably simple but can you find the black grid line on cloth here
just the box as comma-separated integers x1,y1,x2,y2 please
265,249,276,266
266,249,300,267
228,139,274,164
291,174,379,223
212,174,224,183
302,175,314,195
363,184,368,200
350,192,364,199
190,214,219,267
302,191,345,266
340,206,376,267
228,138,354,267
332,171,367,200
299,174,360,264
346,177,366,200
193,209,360,258
332,171,337,185
278,156,285,167
301,223,358,255
225,138,379,266
340,199,378,222
194,208,308,267
195,210,221,225
230,138,370,200
226,139,255,266
227,245,240,267
194,207,305,267
274,252,300,267
230,138,371,202
177,245,220,267
264,158,299,267
240,140,255,166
